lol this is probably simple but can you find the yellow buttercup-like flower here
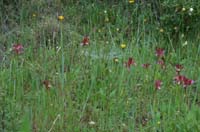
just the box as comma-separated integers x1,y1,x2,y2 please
58,15,64,21
129,0,135,4
159,28,164,33
32,13,36,17
182,7,186,12
114,58,119,63
120,43,126,49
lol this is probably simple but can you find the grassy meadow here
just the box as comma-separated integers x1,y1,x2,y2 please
0,0,200,131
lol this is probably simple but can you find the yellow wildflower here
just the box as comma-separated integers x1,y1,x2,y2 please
32,13,36,17
129,0,135,4
159,28,164,33
58,15,64,21
120,43,126,49
114,58,119,63
182,7,186,12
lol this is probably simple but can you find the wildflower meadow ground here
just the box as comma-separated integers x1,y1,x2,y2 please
0,1,200,132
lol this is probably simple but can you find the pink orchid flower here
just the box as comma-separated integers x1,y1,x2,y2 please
155,80,162,90
155,48,165,58
12,44,24,54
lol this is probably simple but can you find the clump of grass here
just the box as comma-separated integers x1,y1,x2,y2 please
34,16,63,49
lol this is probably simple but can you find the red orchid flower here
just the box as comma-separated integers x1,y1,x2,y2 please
174,75,194,88
42,80,52,90
142,63,151,69
155,80,162,90
174,75,186,85
155,48,165,58
81,36,89,46
183,78,194,88
175,64,183,75
125,57,136,69
12,44,24,54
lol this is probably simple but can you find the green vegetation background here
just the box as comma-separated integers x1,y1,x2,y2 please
0,0,200,131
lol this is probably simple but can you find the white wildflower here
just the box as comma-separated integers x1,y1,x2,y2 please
182,41,188,47
189,8,193,12
89,121,96,125
182,7,186,11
